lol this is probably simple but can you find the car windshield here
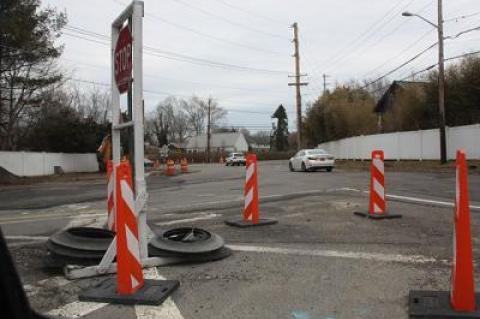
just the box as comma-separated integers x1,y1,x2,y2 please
306,149,327,155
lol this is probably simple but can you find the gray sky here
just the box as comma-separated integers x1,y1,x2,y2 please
43,0,480,132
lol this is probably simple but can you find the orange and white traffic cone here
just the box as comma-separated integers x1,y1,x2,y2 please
451,149,476,311
225,153,277,227
409,150,479,316
354,150,401,219
106,160,115,232
115,161,144,295
165,159,176,176
180,158,189,173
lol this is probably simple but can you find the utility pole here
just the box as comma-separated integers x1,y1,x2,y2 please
206,98,211,163
288,22,308,150
323,74,330,95
437,0,447,164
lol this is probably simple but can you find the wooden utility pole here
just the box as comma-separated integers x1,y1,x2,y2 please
437,0,447,164
288,22,308,150
206,98,211,163
323,74,329,95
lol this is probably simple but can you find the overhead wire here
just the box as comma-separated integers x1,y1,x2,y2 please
167,0,289,40
63,25,289,75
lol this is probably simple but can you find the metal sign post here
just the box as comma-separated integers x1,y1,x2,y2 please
65,0,161,280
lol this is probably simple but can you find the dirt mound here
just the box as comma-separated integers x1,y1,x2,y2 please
0,166,20,184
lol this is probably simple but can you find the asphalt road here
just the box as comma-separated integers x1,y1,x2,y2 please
2,161,480,319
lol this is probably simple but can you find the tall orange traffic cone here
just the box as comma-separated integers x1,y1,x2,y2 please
451,149,475,311
116,161,144,295
354,150,401,219
409,149,479,318
225,153,277,228
165,159,176,176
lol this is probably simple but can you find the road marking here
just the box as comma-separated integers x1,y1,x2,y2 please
46,300,108,318
385,193,480,210
155,213,219,226
227,244,438,264
6,235,49,241
135,268,185,319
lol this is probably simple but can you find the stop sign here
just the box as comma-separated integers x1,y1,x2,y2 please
114,26,133,94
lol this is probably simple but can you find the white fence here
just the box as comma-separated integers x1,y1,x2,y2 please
0,151,99,176
318,123,480,160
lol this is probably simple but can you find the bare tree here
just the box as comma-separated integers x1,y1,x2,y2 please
183,96,206,136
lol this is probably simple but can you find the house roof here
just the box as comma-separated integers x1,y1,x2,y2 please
374,81,427,113
185,132,245,149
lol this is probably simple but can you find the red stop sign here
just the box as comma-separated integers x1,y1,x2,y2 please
114,26,132,94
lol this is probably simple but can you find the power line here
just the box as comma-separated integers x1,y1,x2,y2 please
321,0,435,75
361,27,436,78
66,77,283,112
361,42,438,88
137,10,285,56
62,25,289,75
445,11,480,23
311,0,417,73
167,0,289,40
213,0,287,26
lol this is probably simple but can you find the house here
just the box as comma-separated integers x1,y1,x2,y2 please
185,132,249,153
374,81,427,132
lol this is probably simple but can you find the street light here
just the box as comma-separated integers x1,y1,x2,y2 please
402,0,447,164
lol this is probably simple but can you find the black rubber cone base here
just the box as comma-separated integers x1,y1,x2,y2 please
225,218,278,228
409,291,480,318
79,278,179,306
354,211,402,219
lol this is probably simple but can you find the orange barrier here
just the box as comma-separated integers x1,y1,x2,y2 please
354,150,401,219
165,159,176,176
225,153,277,227
243,154,259,224
369,150,386,215
451,149,475,311
106,161,115,231
180,158,189,173
115,161,144,295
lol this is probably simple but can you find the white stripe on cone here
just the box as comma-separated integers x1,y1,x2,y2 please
245,163,255,182
373,179,384,200
244,188,253,212
121,180,137,217
126,224,140,263
372,158,384,174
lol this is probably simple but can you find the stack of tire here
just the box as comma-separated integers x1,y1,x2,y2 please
46,227,114,266
148,227,231,263
46,226,230,266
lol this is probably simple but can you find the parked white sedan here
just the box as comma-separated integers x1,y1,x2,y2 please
289,149,335,172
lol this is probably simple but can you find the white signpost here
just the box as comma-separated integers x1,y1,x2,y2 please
65,0,163,280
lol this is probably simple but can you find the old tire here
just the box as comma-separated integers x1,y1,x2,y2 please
149,227,225,254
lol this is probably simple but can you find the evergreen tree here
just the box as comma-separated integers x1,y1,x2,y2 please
0,0,66,150
272,104,289,151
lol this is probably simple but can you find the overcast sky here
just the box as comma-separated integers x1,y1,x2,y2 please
42,0,480,132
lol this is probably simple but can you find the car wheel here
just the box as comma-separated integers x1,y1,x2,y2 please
289,162,294,172
326,167,333,172
301,162,307,172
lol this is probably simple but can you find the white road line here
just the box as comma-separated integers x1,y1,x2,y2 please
227,244,437,264
46,300,108,318
155,213,219,226
385,193,480,210
6,235,49,241
135,268,185,319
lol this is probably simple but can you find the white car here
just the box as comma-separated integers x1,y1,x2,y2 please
289,149,335,172
225,152,246,166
